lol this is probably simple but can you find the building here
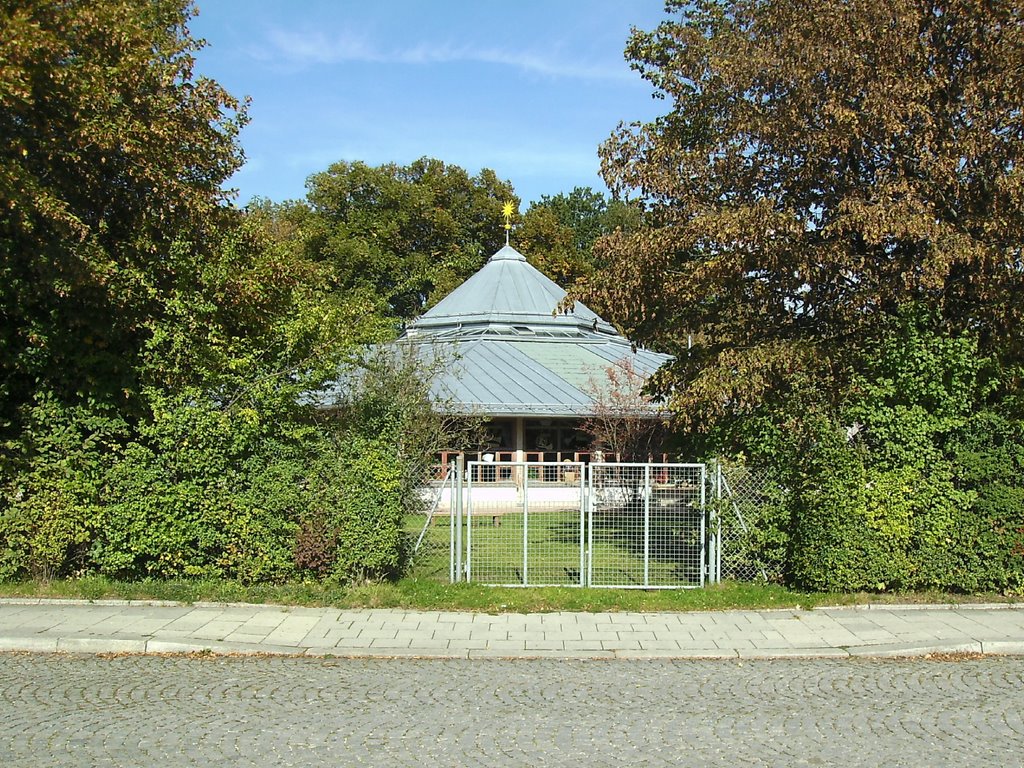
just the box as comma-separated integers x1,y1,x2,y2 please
400,242,671,470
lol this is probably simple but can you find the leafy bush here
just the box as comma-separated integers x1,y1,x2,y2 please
789,431,876,591
938,412,1024,593
0,393,122,580
294,347,467,583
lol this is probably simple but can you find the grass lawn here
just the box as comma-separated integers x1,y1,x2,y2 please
0,574,1015,614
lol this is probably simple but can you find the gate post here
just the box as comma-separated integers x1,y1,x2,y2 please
454,453,465,583
643,463,651,588
522,461,529,586
448,459,456,583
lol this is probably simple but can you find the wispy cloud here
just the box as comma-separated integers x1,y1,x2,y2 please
257,27,632,82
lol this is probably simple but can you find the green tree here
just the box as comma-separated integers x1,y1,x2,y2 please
294,157,516,321
519,187,640,286
0,0,248,440
587,0,1024,429
0,1,399,584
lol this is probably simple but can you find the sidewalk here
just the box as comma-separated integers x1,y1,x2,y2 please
1,599,1023,659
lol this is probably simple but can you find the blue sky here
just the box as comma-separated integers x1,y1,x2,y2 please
189,1,669,207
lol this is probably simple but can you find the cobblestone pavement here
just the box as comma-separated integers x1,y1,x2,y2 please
1,654,1022,767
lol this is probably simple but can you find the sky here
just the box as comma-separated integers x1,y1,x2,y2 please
189,0,670,207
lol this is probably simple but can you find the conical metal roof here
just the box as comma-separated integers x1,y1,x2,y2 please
317,243,670,417
407,244,617,338
396,244,671,418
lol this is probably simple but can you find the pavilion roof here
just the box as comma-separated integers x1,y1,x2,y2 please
400,244,671,418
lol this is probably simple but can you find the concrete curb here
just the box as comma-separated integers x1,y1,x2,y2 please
0,597,186,608
1,635,1021,660
814,602,1024,612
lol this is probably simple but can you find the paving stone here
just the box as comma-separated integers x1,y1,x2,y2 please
2,653,1023,766
2,602,1024,662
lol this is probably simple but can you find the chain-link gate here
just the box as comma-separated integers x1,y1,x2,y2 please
588,463,709,589
465,461,585,587
409,458,786,587
443,460,715,588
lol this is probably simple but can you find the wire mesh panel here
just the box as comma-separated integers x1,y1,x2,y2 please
466,461,585,587
715,462,789,583
421,459,785,587
588,463,707,589
405,464,458,581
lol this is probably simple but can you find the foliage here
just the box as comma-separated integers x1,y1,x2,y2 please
942,413,1024,593
0,393,122,580
0,0,248,444
580,0,1024,594
723,313,1023,592
580,358,667,461
276,157,516,321
587,0,1024,428
0,347,460,584
0,1,442,588
90,389,308,582
295,346,476,583
518,187,641,286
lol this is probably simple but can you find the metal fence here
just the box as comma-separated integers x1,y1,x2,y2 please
466,461,585,587
405,464,457,581
714,462,789,583
588,463,707,589
406,458,787,588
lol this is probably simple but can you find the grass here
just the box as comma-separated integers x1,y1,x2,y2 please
0,575,1016,614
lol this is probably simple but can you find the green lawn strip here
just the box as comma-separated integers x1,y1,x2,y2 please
0,576,1014,613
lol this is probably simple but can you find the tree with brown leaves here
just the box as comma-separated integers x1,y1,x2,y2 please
585,0,1024,435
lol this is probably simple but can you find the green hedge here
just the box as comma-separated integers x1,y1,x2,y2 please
0,358,441,584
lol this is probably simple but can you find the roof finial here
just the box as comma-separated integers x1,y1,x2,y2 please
502,200,515,246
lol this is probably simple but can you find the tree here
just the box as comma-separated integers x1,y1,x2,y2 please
580,358,667,462
519,187,641,286
0,0,247,437
586,0,1024,432
293,158,516,321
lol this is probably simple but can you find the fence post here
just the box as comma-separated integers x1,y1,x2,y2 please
522,461,529,586
643,463,651,587
455,453,464,583
714,460,722,584
450,462,458,581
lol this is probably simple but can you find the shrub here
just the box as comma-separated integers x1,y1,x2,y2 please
0,393,121,579
789,420,926,591
940,412,1024,593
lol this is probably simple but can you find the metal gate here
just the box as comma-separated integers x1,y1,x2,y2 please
452,460,714,589
588,463,709,589
465,461,585,587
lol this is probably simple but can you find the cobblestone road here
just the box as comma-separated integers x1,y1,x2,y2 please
1,654,1022,767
